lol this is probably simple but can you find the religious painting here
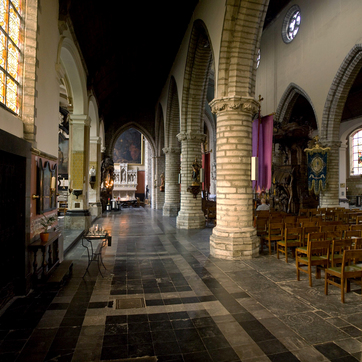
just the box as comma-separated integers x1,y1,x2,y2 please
37,159,57,214
58,133,69,175
113,128,143,165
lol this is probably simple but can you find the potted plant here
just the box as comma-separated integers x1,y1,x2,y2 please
39,213,56,243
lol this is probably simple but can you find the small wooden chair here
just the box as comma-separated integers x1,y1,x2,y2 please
335,224,349,238
345,230,362,239
350,224,362,232
296,231,325,256
277,227,302,263
261,222,284,255
325,249,362,303
320,225,336,233
299,208,310,217
296,239,330,287
324,231,343,241
329,239,354,267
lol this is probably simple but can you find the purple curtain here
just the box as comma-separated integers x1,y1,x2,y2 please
252,115,273,192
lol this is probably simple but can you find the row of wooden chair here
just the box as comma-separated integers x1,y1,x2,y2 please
260,222,362,257
295,237,362,303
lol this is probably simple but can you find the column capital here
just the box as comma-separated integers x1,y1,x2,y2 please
176,131,206,143
69,114,90,127
209,96,259,115
162,147,181,155
319,138,341,149
90,136,102,144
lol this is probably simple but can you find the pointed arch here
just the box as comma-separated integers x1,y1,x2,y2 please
217,0,268,98
155,103,165,157
88,94,99,138
181,20,213,133
109,122,156,159
58,37,88,115
276,83,318,125
321,44,362,142
165,76,180,148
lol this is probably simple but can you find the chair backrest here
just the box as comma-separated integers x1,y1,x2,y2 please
308,232,325,242
270,216,284,223
301,221,319,228
307,240,330,258
284,215,297,224
345,230,362,239
268,222,284,236
302,226,319,245
323,210,336,222
297,216,310,224
353,238,362,249
284,227,303,244
320,225,336,233
255,216,269,234
350,224,362,231
342,249,362,271
357,216,362,225
299,208,310,217
331,239,353,259
325,231,343,241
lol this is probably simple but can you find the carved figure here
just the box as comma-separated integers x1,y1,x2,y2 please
160,173,165,192
191,158,200,185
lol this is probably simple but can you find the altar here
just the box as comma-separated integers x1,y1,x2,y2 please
112,163,138,201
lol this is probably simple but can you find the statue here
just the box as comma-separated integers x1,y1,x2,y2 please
160,173,165,192
191,158,200,186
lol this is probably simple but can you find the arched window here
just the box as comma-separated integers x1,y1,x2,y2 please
350,129,362,175
0,0,22,114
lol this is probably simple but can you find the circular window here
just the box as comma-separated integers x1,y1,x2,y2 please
282,5,301,43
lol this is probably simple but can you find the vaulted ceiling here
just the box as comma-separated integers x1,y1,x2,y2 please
60,0,291,132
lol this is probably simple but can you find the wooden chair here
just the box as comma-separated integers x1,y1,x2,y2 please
297,216,310,224
324,231,343,241
301,226,320,246
284,215,297,224
261,222,284,255
325,249,362,303
296,231,325,256
345,230,362,239
335,224,349,238
302,221,319,228
269,215,284,224
296,239,330,287
329,239,354,267
323,210,335,222
353,238,362,249
350,224,362,232
357,216,362,225
277,227,302,263
299,208,310,217
320,225,336,233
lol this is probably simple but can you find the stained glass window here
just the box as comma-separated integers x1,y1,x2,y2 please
0,0,22,114
282,5,301,44
351,130,362,175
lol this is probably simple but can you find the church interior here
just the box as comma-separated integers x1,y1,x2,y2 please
2,0,362,361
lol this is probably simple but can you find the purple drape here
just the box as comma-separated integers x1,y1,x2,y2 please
252,115,273,192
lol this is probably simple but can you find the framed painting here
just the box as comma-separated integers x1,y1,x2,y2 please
113,128,143,165
58,133,69,175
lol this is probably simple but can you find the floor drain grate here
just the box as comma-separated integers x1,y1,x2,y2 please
115,298,145,309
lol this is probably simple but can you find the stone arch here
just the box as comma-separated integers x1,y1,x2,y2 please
88,94,99,138
321,44,362,142
275,83,318,126
57,37,88,115
217,0,269,98
181,19,213,133
109,122,156,159
155,103,165,157
165,76,180,148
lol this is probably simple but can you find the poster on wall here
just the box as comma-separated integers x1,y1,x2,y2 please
113,128,143,165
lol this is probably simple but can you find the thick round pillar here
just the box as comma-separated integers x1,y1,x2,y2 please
176,132,206,229
209,96,259,260
163,147,180,216
319,140,340,208
152,156,165,210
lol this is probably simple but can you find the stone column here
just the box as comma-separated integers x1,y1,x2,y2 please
176,132,206,229
209,96,259,260
152,156,165,209
162,147,181,216
65,114,91,230
319,140,341,208
89,136,102,218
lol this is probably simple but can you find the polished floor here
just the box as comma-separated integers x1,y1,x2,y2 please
1,207,362,361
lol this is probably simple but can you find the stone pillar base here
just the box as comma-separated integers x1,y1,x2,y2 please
177,209,205,229
210,226,259,260
89,202,102,218
163,202,180,217
64,210,91,230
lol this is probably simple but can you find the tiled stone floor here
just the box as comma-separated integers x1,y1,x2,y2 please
1,207,362,361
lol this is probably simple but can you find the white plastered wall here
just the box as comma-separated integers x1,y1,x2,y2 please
35,0,61,156
256,0,362,128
